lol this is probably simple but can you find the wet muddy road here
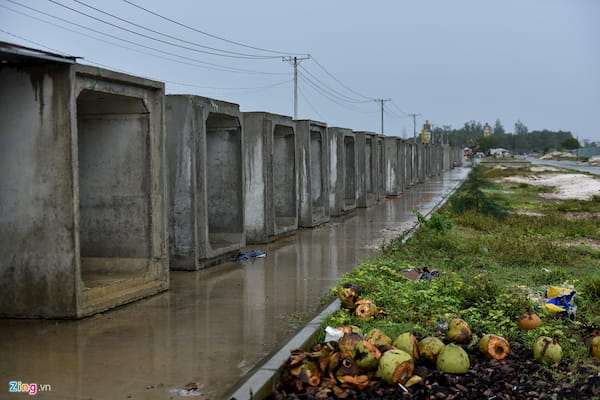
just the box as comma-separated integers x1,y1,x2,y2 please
0,167,468,400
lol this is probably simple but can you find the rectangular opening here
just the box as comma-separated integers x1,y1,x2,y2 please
77,90,150,288
377,140,384,192
310,129,325,216
206,112,243,250
343,136,355,205
365,138,373,193
273,125,295,228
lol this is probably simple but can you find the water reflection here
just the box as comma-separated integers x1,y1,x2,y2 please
0,168,468,400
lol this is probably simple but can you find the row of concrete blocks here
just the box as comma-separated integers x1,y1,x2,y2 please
0,56,463,318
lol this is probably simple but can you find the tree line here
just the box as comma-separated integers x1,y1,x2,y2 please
431,119,591,154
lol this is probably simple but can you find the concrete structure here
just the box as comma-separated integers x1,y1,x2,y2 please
383,136,402,196
166,95,245,269
0,43,169,318
243,112,298,243
355,131,378,207
296,120,330,227
328,127,358,216
375,135,386,200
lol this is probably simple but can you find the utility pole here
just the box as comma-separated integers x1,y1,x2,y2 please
408,113,421,142
374,98,391,135
282,55,310,119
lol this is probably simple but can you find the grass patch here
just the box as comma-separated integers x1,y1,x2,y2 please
322,164,600,376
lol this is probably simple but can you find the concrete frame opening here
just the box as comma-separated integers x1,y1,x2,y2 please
206,112,243,251
377,140,385,194
77,90,150,288
365,138,373,193
343,136,356,206
273,125,296,229
310,130,326,218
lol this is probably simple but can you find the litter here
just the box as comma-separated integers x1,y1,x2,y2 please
545,286,577,314
399,267,440,281
234,250,267,261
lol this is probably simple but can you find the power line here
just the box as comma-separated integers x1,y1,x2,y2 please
298,86,326,121
122,0,306,56
72,0,281,59
299,64,372,104
47,0,279,60
408,113,421,142
0,28,292,95
383,104,409,120
282,55,310,119
297,73,376,114
374,99,391,135
390,101,409,116
310,55,373,101
4,1,288,75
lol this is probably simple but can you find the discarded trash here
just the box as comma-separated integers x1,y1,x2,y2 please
399,267,440,281
324,326,345,342
169,382,204,397
234,249,266,261
545,286,577,314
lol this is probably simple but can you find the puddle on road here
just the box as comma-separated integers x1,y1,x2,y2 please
0,168,468,400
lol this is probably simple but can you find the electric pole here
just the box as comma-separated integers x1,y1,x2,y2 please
282,55,310,119
408,113,421,142
374,99,391,135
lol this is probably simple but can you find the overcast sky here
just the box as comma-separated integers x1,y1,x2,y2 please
1,0,599,142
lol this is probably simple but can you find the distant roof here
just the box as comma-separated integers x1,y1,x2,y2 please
0,41,78,64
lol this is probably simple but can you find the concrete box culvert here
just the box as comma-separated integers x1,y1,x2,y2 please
383,136,403,196
0,59,169,318
327,127,358,217
243,112,298,244
166,95,246,270
354,131,378,208
296,120,330,228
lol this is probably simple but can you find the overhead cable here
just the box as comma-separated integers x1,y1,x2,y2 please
4,1,288,75
47,0,279,59
122,0,307,56
72,0,280,59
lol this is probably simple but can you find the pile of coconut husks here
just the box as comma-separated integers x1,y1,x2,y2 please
266,284,600,400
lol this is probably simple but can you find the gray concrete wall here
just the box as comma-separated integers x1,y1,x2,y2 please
354,131,378,207
243,112,297,243
296,120,330,227
0,63,168,318
383,136,401,196
375,135,385,200
167,95,245,269
328,127,357,216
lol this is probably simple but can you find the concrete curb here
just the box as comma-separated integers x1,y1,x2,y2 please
227,169,469,400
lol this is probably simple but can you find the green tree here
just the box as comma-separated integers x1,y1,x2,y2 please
514,120,528,135
477,135,498,153
560,137,580,149
493,118,505,135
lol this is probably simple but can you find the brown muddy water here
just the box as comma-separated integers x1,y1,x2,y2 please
0,167,468,400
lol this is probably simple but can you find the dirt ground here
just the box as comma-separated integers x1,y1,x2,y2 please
503,172,600,200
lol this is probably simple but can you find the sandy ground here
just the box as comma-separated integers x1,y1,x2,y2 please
504,173,600,200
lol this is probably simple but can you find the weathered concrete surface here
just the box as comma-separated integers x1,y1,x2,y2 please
0,61,168,318
375,135,385,200
0,167,469,400
296,120,330,227
166,95,245,269
243,112,298,243
383,136,402,196
328,127,357,216
355,131,378,207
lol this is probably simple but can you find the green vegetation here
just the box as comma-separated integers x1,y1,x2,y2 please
321,165,600,375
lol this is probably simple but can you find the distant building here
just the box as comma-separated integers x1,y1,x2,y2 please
484,122,492,137
490,148,510,157
421,120,431,143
